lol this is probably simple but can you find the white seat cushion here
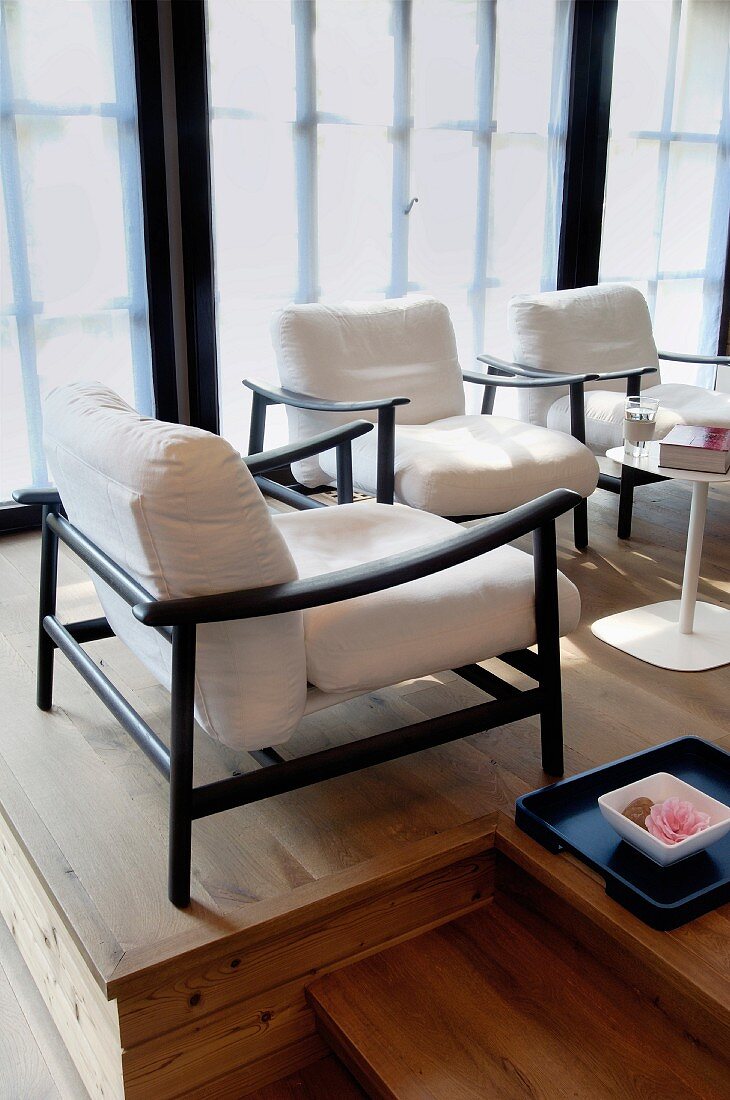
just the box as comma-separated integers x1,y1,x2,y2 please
546,384,730,453
274,502,581,696
272,297,466,486
509,285,659,427
316,414,598,515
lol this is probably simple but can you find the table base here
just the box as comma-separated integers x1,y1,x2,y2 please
592,600,730,671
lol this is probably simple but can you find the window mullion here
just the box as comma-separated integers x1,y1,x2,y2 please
292,0,319,303
107,0,154,416
388,0,412,299
541,0,574,291
700,46,730,362
0,7,46,486
646,0,682,318
557,0,617,290
470,0,497,366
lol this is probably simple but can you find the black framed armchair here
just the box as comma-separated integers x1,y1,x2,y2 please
15,382,583,908
245,297,599,548
501,283,730,538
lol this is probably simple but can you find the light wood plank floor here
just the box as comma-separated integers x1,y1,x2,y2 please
0,916,88,1099
0,478,728,1074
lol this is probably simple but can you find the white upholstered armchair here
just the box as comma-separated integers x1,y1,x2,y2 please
244,297,599,548
16,383,582,906
486,284,730,538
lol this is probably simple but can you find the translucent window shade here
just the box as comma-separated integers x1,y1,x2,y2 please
0,0,152,503
410,0,571,414
599,0,730,387
412,2,478,128
316,1,393,126
18,116,131,314
206,0,296,120
316,0,393,302
207,0,299,451
7,0,116,106
206,0,572,449
318,125,393,301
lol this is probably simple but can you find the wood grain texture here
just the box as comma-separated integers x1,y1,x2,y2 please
495,816,730,1052
111,816,496,1025
0,802,124,1099
0,950,63,1100
116,843,495,1097
0,917,89,1099
0,478,728,1096
309,894,728,1100
247,1055,365,1100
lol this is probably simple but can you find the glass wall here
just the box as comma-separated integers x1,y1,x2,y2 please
0,0,153,503
600,0,730,387
206,0,573,449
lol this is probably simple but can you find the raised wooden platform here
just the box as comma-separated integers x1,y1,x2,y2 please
310,827,730,1098
0,480,728,1096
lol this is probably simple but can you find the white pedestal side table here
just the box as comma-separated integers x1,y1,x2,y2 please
592,442,730,671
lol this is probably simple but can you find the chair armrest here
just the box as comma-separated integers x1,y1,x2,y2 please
659,351,730,366
476,353,598,386
12,487,62,507
243,378,410,413
464,370,598,390
133,488,581,626
586,365,657,382
243,421,374,475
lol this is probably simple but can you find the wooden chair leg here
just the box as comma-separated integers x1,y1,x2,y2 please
618,468,635,540
168,625,196,908
37,504,59,711
573,497,588,550
533,521,564,777
376,405,396,505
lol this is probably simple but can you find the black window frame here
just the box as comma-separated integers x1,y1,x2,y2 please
4,0,729,539
178,0,728,434
1,0,180,534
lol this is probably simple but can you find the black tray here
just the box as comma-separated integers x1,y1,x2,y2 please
515,736,730,930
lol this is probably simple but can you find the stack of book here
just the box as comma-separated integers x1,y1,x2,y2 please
659,425,730,474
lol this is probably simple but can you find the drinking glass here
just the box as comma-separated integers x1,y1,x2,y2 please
624,396,659,458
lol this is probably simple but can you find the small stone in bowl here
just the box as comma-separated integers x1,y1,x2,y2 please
622,797,654,830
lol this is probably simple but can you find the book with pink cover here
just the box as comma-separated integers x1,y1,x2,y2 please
659,425,730,474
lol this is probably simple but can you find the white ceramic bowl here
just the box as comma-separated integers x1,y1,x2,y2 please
598,772,730,867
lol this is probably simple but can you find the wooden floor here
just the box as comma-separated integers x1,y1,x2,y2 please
309,868,730,1099
0,916,89,1099
0,477,728,1096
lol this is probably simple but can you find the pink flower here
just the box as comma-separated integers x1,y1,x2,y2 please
646,798,711,845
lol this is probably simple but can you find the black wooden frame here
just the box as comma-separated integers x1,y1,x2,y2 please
6,0,729,538
1,0,181,536
557,0,617,291
130,0,179,424
479,349,730,539
14,426,579,908
244,369,597,549
169,0,219,435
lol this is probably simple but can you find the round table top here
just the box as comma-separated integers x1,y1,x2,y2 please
606,441,730,484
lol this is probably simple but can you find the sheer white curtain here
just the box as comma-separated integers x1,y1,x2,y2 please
206,0,574,449
599,0,730,389
0,0,152,502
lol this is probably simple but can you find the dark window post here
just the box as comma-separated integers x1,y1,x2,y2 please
170,0,220,434
557,0,618,290
130,0,179,423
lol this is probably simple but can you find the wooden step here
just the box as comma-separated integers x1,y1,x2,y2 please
248,1055,366,1099
308,895,730,1100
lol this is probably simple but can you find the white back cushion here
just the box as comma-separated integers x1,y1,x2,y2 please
508,284,659,426
271,297,466,485
44,383,307,751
